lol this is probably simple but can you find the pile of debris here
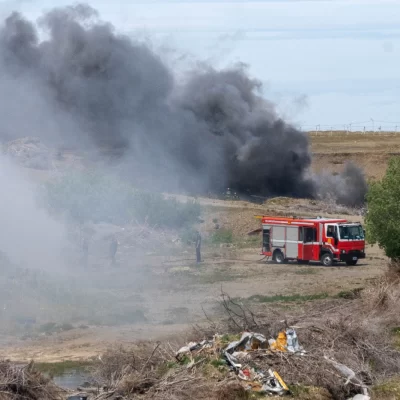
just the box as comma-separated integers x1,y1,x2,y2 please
176,331,291,396
175,329,368,399
0,360,65,400
71,277,400,400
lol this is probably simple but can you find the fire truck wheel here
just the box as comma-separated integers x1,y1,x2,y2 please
320,252,333,267
273,250,285,264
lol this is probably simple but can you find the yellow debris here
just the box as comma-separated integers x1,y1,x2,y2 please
270,331,287,352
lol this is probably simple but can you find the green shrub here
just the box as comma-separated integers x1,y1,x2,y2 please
43,171,201,228
59,323,74,331
245,293,328,303
39,322,57,334
366,157,400,259
209,229,233,244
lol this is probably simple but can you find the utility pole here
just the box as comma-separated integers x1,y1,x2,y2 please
370,118,374,133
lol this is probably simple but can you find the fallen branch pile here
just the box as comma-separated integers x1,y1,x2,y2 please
87,272,400,400
0,361,64,400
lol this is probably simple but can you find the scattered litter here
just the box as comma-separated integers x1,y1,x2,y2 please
224,331,268,353
174,329,369,398
269,331,287,352
176,331,291,396
324,356,356,385
324,356,370,398
67,395,88,400
269,328,305,354
175,339,214,361
239,368,289,395
286,328,301,352
231,351,251,361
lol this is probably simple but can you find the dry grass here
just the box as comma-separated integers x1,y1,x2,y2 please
87,266,400,400
0,361,64,400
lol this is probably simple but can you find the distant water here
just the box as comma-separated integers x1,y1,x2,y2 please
52,369,91,390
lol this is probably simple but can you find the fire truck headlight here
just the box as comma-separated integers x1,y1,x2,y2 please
341,250,346,254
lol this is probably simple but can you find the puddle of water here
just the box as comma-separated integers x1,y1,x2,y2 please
52,369,91,390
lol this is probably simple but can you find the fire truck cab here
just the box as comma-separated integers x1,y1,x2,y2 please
260,216,365,266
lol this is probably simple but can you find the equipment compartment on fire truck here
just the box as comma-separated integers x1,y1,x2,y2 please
259,216,365,266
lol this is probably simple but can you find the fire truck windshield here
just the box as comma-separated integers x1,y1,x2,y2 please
338,224,364,240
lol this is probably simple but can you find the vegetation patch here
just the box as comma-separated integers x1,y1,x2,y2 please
34,360,93,377
235,235,261,249
288,385,333,399
44,171,201,228
366,157,400,259
38,322,75,335
372,378,400,400
209,229,233,245
242,292,329,304
336,288,364,299
295,269,319,275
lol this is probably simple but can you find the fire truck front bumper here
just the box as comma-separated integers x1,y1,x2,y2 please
339,250,366,262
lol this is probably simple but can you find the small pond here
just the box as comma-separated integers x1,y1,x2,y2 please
52,368,92,390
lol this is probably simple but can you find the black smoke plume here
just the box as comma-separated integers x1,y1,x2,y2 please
0,4,366,205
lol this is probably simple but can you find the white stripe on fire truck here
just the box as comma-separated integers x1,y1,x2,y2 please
272,240,300,243
262,221,315,226
272,240,336,247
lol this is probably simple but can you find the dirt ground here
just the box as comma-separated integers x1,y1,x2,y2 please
311,131,400,179
0,208,386,363
0,132,394,363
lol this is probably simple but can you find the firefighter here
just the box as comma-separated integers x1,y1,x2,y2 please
195,231,202,264
110,235,119,266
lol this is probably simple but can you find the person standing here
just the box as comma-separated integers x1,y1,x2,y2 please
195,231,202,264
110,235,119,266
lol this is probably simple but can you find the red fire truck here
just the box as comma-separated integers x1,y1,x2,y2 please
259,216,365,266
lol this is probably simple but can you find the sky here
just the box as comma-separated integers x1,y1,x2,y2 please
1,0,400,130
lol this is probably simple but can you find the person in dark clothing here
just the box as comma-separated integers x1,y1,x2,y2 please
110,236,119,266
195,231,202,263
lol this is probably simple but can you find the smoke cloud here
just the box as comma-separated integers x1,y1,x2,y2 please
315,162,368,207
0,4,366,205
0,153,68,269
